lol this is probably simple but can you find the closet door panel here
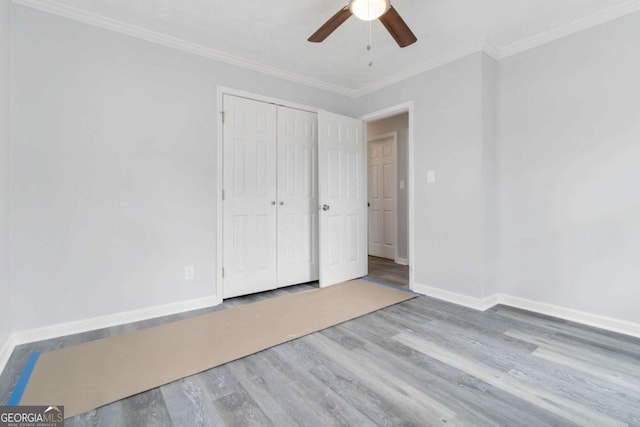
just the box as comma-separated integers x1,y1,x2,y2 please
277,107,319,287
223,95,278,298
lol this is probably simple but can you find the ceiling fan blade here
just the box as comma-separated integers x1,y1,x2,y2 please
308,6,352,43
379,6,417,48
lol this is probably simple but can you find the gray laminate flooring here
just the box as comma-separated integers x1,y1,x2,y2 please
368,256,409,289
1,283,639,426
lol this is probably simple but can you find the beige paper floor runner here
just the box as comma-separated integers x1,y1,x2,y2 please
19,279,416,418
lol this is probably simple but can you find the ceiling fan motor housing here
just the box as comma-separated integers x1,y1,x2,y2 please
349,0,391,22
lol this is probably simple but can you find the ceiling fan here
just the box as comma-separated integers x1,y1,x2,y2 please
308,0,417,48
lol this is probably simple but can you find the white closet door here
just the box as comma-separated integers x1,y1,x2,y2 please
223,95,278,298
277,106,319,287
318,110,367,287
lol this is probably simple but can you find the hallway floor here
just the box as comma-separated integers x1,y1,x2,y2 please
367,256,409,289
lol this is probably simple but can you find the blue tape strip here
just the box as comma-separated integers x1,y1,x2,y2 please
7,352,41,406
361,276,425,296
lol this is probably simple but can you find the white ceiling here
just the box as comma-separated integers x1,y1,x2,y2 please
15,0,640,96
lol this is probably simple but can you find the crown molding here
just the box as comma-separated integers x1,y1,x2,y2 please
356,1,640,92
495,0,640,59
482,39,502,61
11,0,640,98
354,41,486,97
11,0,359,98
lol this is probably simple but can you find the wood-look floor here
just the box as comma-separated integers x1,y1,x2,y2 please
367,256,409,289
2,279,640,426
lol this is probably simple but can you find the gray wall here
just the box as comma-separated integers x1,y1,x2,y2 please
355,52,498,299
0,0,11,343
10,6,356,331
498,11,640,323
481,54,499,297
367,113,409,261
7,4,640,334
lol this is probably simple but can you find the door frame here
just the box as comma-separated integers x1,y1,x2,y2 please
367,131,399,263
216,86,319,304
360,101,415,291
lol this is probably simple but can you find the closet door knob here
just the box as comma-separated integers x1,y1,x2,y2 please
271,201,276,205
279,201,284,206
322,204,330,211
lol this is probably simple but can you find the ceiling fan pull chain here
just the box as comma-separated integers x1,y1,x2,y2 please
367,20,373,67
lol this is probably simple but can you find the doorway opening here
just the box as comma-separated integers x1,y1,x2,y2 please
362,106,413,290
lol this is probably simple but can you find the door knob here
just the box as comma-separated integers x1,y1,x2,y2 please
322,204,330,211
279,201,284,206
271,201,276,205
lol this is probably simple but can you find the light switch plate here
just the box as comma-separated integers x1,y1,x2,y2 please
399,180,405,190
427,170,436,184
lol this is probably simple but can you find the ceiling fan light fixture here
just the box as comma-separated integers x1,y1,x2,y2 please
349,0,390,22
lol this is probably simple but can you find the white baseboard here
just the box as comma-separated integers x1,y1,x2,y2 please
413,282,499,311
0,294,220,375
395,258,409,266
496,294,640,339
13,295,220,346
413,282,640,339
3,285,640,377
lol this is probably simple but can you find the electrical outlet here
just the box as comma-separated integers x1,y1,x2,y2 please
184,265,194,281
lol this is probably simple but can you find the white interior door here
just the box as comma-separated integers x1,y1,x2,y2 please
223,95,278,298
318,110,367,287
277,106,319,287
368,135,397,260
